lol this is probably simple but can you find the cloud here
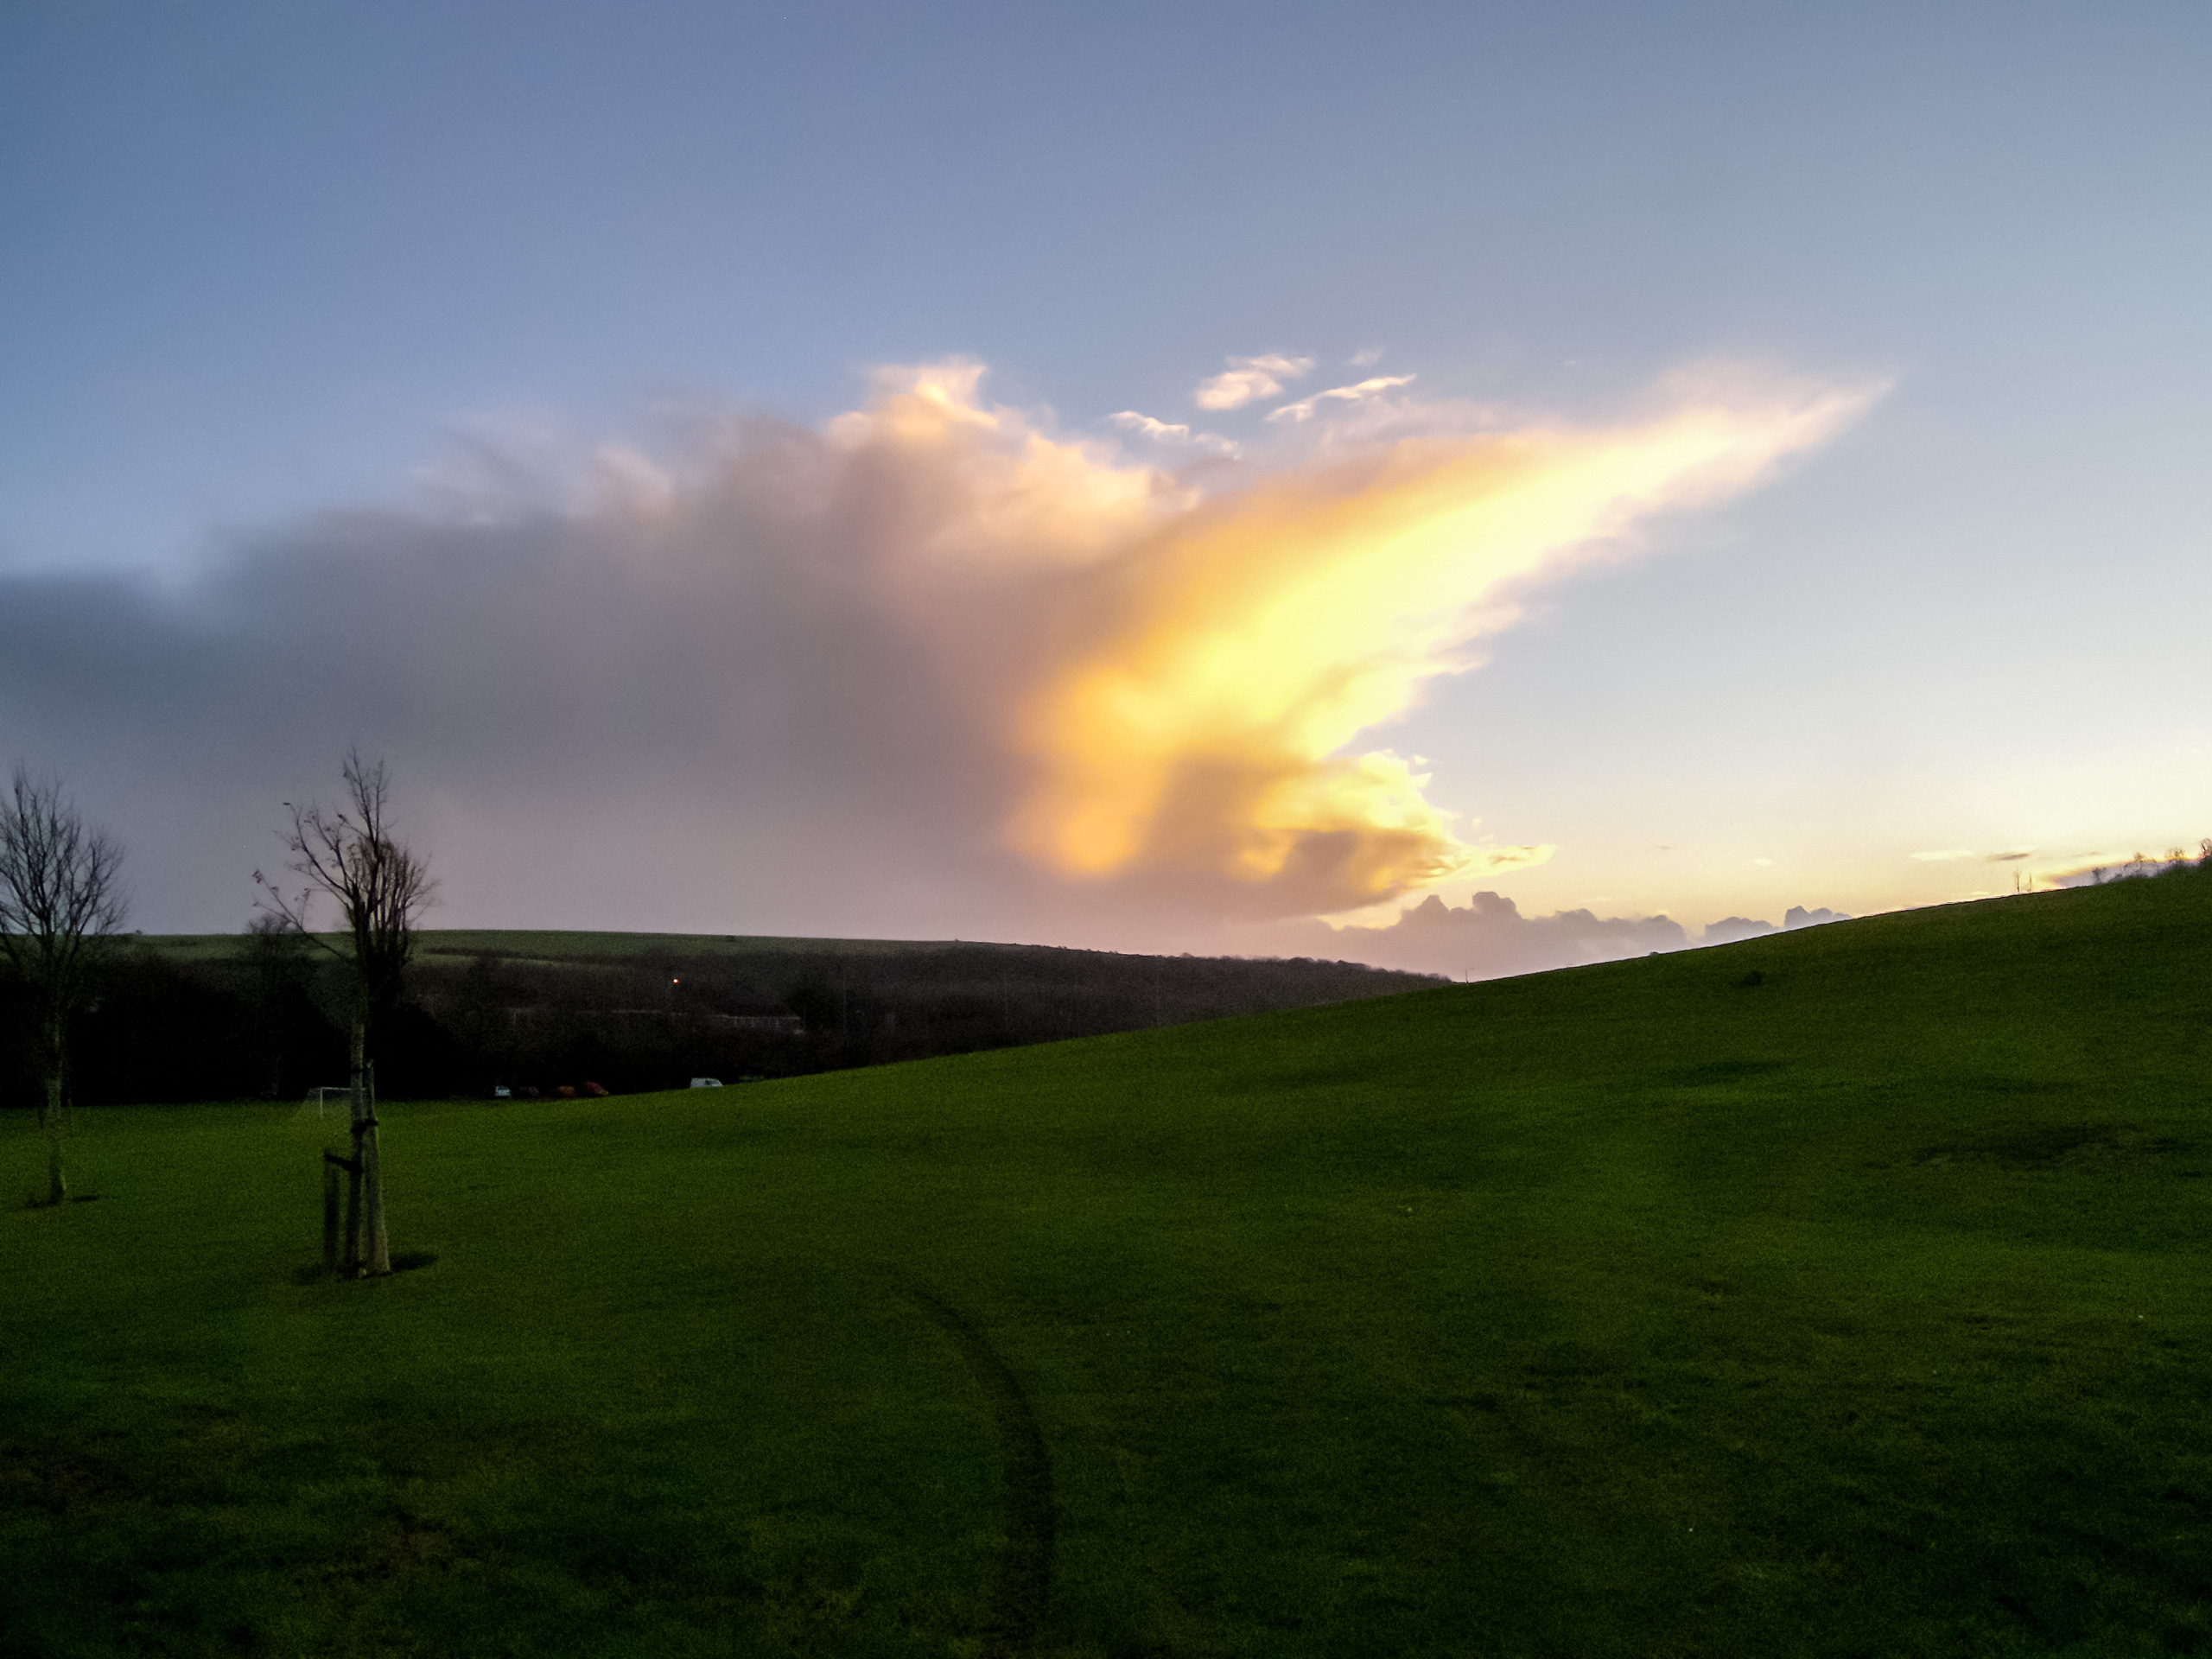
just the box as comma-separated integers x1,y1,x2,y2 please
1193,353,1316,411
1267,374,1419,424
1784,905,1850,928
0,359,1879,940
1105,410,1192,442
1350,347,1384,368
1103,411,1237,454
1984,849,2033,861
1699,906,1850,946
1268,889,1686,979
1701,916,1780,944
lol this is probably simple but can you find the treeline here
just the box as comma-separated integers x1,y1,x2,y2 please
0,934,1440,1106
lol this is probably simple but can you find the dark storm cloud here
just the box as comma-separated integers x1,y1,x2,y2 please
0,414,1037,938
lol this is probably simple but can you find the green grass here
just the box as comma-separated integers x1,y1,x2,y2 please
6,880,2210,1656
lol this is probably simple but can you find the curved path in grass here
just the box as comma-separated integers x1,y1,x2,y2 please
899,1286,1054,1659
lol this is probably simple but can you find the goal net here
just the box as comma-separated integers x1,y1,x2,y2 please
297,1085,354,1119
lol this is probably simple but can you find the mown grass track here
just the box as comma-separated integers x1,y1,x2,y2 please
4,875,2211,1656
899,1287,1054,1659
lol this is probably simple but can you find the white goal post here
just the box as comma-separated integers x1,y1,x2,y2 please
297,1085,353,1118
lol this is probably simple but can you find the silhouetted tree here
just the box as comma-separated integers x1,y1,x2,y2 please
257,750,434,1276
244,912,312,1097
0,767,127,1205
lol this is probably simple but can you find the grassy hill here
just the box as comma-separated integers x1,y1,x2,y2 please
4,877,2209,1656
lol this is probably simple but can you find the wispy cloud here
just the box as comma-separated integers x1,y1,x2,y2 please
1266,374,1418,424
1349,346,1384,368
1104,410,1237,454
1193,353,1315,411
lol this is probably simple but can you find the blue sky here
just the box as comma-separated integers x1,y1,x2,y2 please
3,2,2208,957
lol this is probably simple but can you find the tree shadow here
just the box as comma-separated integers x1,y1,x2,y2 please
289,1249,438,1285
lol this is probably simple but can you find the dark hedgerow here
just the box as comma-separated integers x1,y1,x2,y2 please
0,932,1440,1106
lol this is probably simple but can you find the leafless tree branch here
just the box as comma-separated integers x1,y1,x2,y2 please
255,747,436,1019
0,766,128,1204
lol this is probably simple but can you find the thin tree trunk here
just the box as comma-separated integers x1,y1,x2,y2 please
345,1015,366,1275
39,1049,67,1207
361,1057,390,1275
322,1157,341,1274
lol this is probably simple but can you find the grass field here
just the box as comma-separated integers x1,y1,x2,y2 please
5,879,2209,1656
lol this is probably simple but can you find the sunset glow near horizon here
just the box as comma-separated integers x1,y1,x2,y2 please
830,363,1880,918
2,3,2207,966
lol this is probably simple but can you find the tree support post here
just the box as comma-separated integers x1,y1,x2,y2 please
340,1030,388,1278
38,1013,68,1206
321,1152,356,1274
342,1129,364,1276
40,1074,67,1207
361,1058,389,1276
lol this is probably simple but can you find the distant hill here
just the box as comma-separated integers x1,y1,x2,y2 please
130,926,982,965
14,928,1440,1104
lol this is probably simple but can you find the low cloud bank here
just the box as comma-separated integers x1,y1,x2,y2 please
1259,893,1859,981
1265,891,1688,979
0,358,1875,943
1700,906,1850,946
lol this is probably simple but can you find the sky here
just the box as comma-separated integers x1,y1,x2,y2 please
3,2,2208,974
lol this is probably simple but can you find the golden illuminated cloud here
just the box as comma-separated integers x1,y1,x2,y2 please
0,353,1881,942
805,361,1882,918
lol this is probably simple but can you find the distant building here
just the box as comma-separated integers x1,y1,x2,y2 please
709,1013,804,1034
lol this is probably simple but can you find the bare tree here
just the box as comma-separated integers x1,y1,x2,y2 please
244,912,309,1098
0,767,127,1206
256,750,434,1276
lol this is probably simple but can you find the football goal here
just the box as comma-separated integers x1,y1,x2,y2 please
298,1085,353,1119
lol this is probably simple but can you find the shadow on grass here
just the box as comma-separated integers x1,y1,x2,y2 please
289,1250,440,1286
1658,1058,1790,1086
1912,1122,2183,1168
0,1444,128,1515
326,1507,471,1592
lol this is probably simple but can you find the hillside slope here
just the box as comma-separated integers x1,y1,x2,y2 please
4,878,2209,1656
